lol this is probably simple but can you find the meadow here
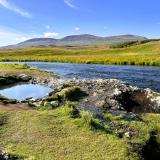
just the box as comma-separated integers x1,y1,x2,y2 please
0,41,160,66
0,107,160,160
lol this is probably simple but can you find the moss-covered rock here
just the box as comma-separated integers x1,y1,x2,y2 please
58,86,87,101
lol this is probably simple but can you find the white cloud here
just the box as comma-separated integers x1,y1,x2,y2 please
64,0,76,9
43,32,59,38
0,31,22,46
15,37,31,42
75,27,80,31
0,0,31,18
0,27,38,46
0,27,60,46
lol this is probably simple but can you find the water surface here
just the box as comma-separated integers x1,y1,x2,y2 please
0,84,53,101
24,62,160,92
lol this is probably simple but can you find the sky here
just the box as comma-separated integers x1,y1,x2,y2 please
0,0,160,46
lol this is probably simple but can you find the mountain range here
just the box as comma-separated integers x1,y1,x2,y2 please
2,34,147,49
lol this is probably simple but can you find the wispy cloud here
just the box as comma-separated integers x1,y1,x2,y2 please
0,0,31,18
64,0,77,9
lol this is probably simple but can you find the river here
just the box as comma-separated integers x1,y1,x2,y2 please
22,62,160,92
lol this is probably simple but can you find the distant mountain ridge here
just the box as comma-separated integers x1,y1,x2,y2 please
1,34,147,49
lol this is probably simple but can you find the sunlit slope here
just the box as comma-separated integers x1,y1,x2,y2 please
0,41,160,66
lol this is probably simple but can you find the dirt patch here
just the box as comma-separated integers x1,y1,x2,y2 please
0,103,30,111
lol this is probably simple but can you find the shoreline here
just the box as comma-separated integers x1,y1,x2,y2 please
1,59,160,67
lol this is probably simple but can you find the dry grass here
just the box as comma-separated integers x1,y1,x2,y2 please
0,41,160,66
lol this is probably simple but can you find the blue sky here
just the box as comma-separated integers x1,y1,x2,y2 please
0,0,160,46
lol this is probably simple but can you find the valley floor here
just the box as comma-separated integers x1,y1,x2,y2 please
0,41,160,66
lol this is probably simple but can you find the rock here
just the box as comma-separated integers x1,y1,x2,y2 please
124,132,131,139
68,79,160,113
50,101,59,107
0,150,20,160
0,77,15,85
19,74,31,81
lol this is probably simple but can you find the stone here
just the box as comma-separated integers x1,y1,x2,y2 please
51,101,59,107
124,132,131,139
19,74,31,81
68,78,160,114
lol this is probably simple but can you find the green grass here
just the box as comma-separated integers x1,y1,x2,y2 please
0,110,132,160
0,63,57,79
0,63,31,70
0,41,160,66
0,106,160,159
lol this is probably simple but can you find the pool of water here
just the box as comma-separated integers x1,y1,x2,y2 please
23,62,160,92
0,84,53,101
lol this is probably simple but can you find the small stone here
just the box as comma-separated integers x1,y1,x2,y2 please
51,101,59,107
124,132,131,139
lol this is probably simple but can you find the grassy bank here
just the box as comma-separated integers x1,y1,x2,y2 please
0,41,160,66
0,107,160,160
0,110,130,160
0,63,56,79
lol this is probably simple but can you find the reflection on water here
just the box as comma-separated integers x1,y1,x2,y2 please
0,84,53,101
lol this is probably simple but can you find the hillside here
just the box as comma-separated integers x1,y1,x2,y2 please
1,34,147,49
0,41,160,66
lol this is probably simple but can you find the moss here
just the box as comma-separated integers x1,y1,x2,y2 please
44,93,59,102
57,82,74,91
59,86,87,101
104,113,125,122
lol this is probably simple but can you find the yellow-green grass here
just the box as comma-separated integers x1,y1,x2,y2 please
0,108,160,160
0,110,131,160
0,63,56,79
0,41,160,66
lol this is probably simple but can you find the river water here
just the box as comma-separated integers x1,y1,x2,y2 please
23,62,160,92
